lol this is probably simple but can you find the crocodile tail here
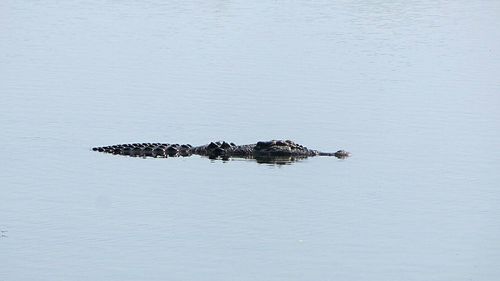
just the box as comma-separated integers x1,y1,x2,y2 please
92,143,193,157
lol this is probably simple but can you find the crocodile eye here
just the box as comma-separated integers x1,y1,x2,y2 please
275,140,288,146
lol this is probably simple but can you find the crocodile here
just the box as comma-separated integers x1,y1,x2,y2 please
92,140,350,164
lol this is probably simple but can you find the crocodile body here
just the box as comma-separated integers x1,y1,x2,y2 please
92,140,350,163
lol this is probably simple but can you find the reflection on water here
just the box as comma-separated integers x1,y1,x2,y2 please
95,151,313,165
204,153,348,165
243,155,309,165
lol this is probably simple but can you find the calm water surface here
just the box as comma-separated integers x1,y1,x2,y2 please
1,0,499,280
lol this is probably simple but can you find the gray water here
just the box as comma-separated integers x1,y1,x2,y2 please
1,0,499,280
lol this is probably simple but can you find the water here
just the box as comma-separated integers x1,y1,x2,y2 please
1,0,499,280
